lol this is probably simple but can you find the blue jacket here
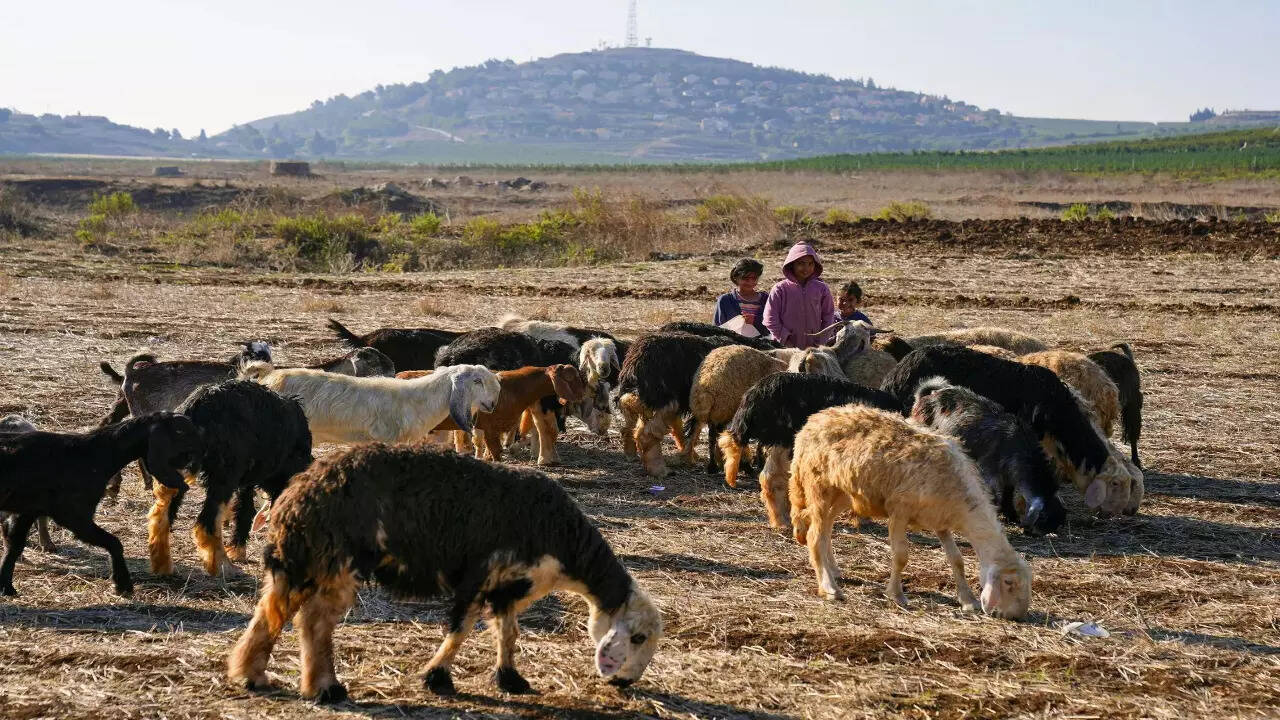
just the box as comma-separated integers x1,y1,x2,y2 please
714,290,771,337
836,309,871,324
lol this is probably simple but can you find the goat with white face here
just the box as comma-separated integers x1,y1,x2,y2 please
241,362,500,445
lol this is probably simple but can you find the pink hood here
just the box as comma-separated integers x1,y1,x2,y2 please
782,242,823,283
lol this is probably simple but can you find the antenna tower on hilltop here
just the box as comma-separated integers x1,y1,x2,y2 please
625,0,639,47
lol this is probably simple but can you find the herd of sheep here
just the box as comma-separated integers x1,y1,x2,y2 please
0,311,1146,704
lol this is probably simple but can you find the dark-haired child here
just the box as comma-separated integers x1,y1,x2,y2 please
836,280,871,324
714,258,770,337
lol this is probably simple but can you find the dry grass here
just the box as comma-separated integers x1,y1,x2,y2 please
299,294,348,314
0,170,1277,719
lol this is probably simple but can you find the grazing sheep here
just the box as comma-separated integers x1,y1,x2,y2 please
1088,343,1144,467
876,335,915,362
498,314,623,354
147,381,313,577
686,345,790,473
327,318,461,371
905,327,1049,356
227,445,662,702
718,373,899,528
434,328,545,371
0,416,57,552
789,404,1031,619
785,348,847,379
616,332,732,477
305,347,396,377
910,379,1066,535
882,345,1133,516
968,344,1020,360
432,365,587,466
659,321,781,351
241,362,500,445
829,320,899,387
0,414,200,596
1020,350,1120,436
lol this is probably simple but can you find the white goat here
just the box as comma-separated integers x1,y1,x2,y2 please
240,362,500,445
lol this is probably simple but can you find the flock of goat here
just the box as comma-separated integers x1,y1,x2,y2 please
0,311,1145,704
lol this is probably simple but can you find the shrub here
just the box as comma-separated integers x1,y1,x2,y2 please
273,213,381,271
409,212,442,237
1095,207,1117,221
1060,203,1091,222
694,194,773,230
773,205,810,225
88,192,136,218
0,190,41,237
873,201,932,222
1265,211,1280,224
822,208,857,225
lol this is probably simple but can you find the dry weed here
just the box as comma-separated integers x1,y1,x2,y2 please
300,294,348,313
413,295,456,317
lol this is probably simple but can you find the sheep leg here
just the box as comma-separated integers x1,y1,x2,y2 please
676,418,703,467
297,570,357,703
760,447,792,530
531,407,559,466
451,430,473,454
805,494,843,601
885,515,910,608
228,573,311,691
0,514,36,596
193,491,233,577
55,513,133,597
704,422,724,475
34,517,57,553
667,414,689,454
422,601,482,696
478,428,504,462
620,395,640,458
491,610,533,694
636,411,670,478
226,486,257,563
147,483,182,576
937,530,979,613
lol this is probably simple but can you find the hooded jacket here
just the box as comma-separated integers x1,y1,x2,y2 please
763,243,836,349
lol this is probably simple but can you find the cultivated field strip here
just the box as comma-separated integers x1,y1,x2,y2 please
0,248,1276,719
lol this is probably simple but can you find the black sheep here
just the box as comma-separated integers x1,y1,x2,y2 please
718,372,899,528
659,321,781,351
877,335,916,362
0,413,200,596
882,344,1132,515
1088,343,1143,467
227,445,662,703
327,318,461,371
148,381,313,578
910,378,1066,535
616,332,732,477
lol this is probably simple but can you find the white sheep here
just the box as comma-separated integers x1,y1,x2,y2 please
240,362,500,445
789,404,1031,619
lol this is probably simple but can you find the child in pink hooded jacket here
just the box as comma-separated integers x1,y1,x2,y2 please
763,242,836,349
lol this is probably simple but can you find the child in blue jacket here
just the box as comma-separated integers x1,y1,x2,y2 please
835,280,871,324
713,258,770,338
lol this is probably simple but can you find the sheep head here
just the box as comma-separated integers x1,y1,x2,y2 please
590,583,662,687
547,364,587,406
575,381,613,436
145,413,202,490
979,554,1031,620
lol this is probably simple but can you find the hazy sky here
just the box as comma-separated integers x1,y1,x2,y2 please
3,0,1276,137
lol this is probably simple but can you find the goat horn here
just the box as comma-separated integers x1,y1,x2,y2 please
808,322,845,337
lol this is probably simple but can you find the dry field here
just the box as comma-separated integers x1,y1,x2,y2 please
0,170,1278,719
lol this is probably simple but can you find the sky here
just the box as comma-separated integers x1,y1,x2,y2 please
2,0,1277,137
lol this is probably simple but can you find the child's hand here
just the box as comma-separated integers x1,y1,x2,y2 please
742,312,755,325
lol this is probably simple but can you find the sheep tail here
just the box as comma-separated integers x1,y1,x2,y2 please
496,313,526,330
124,353,159,374
99,361,124,384
327,319,365,348
1111,342,1135,360
717,431,743,488
239,360,275,381
912,376,952,407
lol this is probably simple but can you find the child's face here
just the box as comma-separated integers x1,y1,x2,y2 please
736,273,759,295
838,293,860,316
790,256,816,282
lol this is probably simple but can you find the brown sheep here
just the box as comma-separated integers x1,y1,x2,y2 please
906,327,1049,356
789,405,1031,619
686,345,789,472
1019,350,1120,437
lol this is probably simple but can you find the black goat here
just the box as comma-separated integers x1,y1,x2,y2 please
876,335,916,362
659,321,781,351
0,413,200,596
1088,343,1143,467
148,381,313,578
882,344,1133,515
717,373,898,528
304,346,397,377
227,445,661,702
434,328,544,371
616,332,733,477
910,378,1066,535
0,416,56,552
328,318,461,371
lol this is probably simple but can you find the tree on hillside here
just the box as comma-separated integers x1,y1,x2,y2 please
171,128,183,140
0,108,11,123
1189,107,1217,122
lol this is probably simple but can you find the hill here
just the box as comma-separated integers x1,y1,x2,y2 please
217,48,1214,163
0,109,208,158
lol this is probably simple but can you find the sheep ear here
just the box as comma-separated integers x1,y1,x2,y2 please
1084,478,1105,509
448,377,474,432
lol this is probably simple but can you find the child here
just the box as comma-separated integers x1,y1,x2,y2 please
836,281,872,324
714,258,770,338
763,242,835,349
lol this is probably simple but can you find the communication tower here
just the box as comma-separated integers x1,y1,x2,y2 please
625,0,639,47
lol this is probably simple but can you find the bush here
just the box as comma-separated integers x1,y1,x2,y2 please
1264,211,1279,224
774,205,810,225
1095,207,1117,221
409,212,442,237
274,213,379,270
873,201,932,222
1060,203,1090,222
822,208,857,225
88,192,136,218
0,189,41,237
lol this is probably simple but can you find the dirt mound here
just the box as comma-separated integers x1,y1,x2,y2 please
330,182,443,215
1,178,248,211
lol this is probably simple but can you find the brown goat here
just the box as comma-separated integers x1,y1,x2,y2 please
433,365,586,466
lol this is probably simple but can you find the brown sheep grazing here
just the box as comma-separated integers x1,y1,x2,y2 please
789,405,1031,619
227,445,661,702
686,345,790,472
905,327,1049,356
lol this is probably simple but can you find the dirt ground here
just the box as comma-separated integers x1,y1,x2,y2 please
0,169,1278,719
